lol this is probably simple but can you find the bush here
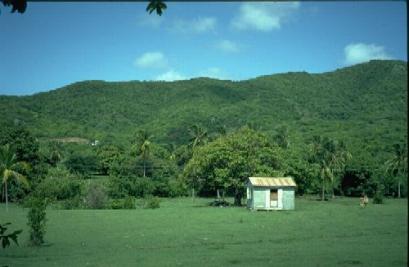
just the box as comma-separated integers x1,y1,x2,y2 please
110,196,135,209
64,153,99,175
144,196,160,209
35,177,82,201
132,177,155,197
209,199,231,207
152,177,188,197
61,195,84,209
107,176,155,198
373,192,384,204
27,197,47,246
34,166,83,202
0,223,22,248
167,178,188,197
373,184,384,204
85,184,107,209
107,176,131,199
110,199,124,209
123,196,135,209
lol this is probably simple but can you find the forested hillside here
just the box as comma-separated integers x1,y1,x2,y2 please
0,59,407,172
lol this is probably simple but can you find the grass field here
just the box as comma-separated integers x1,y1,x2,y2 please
0,197,407,267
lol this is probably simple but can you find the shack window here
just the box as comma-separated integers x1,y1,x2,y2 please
270,189,278,201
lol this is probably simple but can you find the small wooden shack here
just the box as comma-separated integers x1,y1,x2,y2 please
246,177,296,210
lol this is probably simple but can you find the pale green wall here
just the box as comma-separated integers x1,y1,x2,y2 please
282,188,295,210
247,186,295,210
253,188,266,209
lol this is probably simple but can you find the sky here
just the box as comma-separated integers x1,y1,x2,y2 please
0,1,407,95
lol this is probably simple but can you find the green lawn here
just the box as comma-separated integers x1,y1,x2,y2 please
0,197,407,267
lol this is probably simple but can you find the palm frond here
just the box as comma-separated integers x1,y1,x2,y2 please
3,169,29,188
146,0,167,16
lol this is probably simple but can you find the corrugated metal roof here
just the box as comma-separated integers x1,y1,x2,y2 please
248,177,296,187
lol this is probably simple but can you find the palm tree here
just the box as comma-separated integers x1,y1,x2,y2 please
135,130,153,178
328,140,352,198
0,144,29,212
310,136,329,200
385,143,407,198
146,0,167,15
311,136,351,200
188,125,207,150
318,160,332,201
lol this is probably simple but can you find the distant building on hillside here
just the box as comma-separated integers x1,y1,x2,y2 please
246,177,296,210
91,140,100,146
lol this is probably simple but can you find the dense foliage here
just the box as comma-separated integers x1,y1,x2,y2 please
184,127,284,205
27,197,47,246
0,60,407,206
0,222,22,248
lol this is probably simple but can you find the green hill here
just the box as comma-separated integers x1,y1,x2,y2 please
0,60,407,167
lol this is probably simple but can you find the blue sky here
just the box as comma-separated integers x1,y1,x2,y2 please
0,1,407,95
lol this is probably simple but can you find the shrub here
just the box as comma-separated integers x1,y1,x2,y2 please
123,196,135,209
107,176,131,199
64,153,99,175
144,196,160,209
167,178,188,197
85,184,107,209
61,195,84,209
27,197,47,246
373,191,384,204
110,199,124,209
152,177,187,197
0,223,22,248
209,199,231,207
132,177,155,197
373,184,384,204
35,177,82,201
109,196,135,209
107,176,155,198
34,166,83,201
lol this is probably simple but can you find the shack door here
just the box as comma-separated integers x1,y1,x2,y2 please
270,189,278,207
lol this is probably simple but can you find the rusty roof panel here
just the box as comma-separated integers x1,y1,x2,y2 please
248,177,296,187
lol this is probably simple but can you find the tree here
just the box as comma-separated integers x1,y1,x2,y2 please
134,130,153,178
274,125,290,149
146,0,167,16
1,0,26,13
327,140,352,198
97,144,122,175
0,125,40,165
184,127,283,206
64,153,99,176
188,124,208,150
43,141,63,167
309,136,351,200
0,144,29,212
2,0,167,15
27,197,47,246
385,143,407,198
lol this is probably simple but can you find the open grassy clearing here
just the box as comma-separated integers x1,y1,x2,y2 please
0,197,407,267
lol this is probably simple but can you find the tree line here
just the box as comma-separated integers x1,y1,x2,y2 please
1,123,407,211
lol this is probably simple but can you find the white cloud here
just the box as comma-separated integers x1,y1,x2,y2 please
231,2,300,32
198,67,229,80
171,17,217,34
134,52,168,69
344,43,392,65
216,40,239,53
155,70,186,81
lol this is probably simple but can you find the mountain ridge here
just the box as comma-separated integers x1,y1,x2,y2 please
0,59,407,167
